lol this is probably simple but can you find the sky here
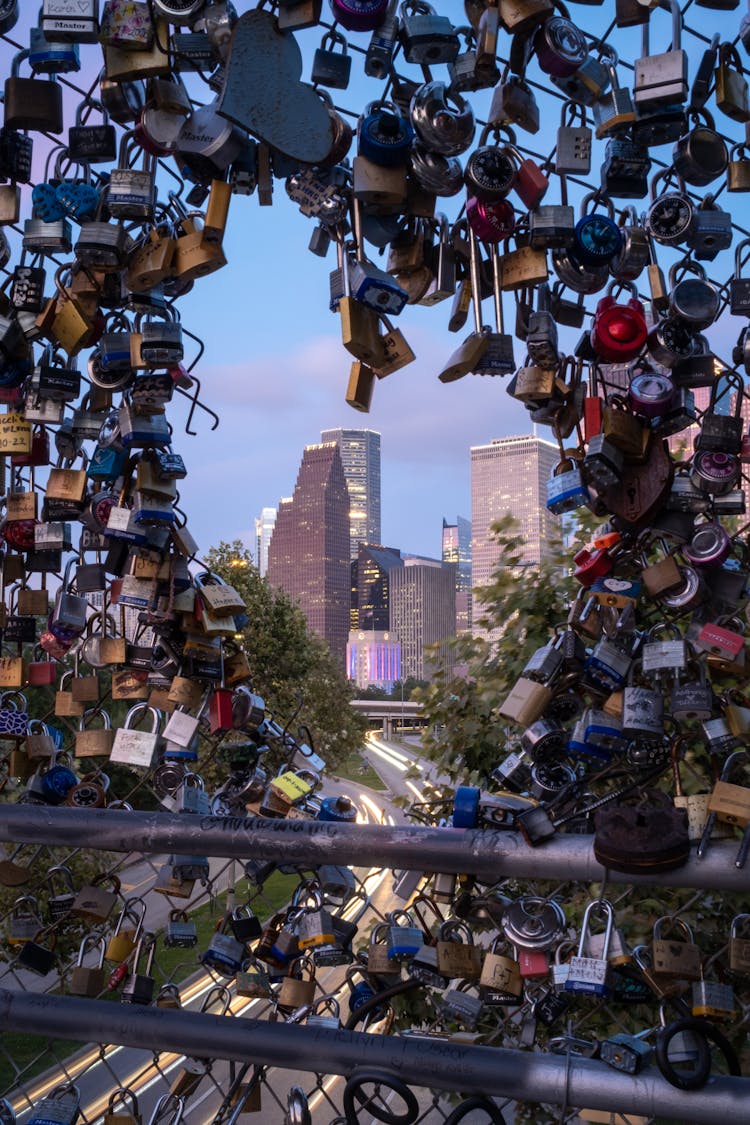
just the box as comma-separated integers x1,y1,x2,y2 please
1,4,743,565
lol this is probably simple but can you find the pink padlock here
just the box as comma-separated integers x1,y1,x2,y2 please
466,194,515,243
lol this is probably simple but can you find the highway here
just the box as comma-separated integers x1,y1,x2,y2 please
9,735,476,1125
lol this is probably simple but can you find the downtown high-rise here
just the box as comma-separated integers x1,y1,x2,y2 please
470,435,559,599
390,556,456,682
267,443,350,664
253,507,276,577
320,428,381,560
442,516,472,633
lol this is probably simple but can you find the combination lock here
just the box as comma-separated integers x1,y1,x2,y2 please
464,146,516,201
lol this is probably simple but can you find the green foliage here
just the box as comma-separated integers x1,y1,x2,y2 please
415,515,580,786
205,541,367,771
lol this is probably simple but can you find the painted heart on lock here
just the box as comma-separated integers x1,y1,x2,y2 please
217,9,334,164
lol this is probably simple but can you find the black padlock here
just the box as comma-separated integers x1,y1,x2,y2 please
68,99,117,164
230,905,262,944
311,30,352,89
4,50,63,134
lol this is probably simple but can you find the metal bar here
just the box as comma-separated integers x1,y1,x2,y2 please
1,807,748,892
0,989,745,1123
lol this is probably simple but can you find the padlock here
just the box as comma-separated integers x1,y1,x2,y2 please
105,898,146,963
410,81,475,157
651,915,702,981
706,749,750,828
729,913,750,976
399,0,459,64
591,282,648,362
104,1086,142,1124
645,170,695,247
672,110,728,188
633,0,688,111
686,192,733,262
109,700,161,768
545,456,589,515
27,1084,81,1125
728,142,750,191
565,900,614,997
573,193,623,267
692,958,736,1021
45,863,76,922
108,130,156,220
641,622,687,675
277,953,317,1010
8,894,43,945
71,873,120,924
533,14,587,78
436,919,482,979
17,921,58,976
121,933,157,1005
4,50,63,134
201,915,246,978
71,934,107,997
479,937,522,1004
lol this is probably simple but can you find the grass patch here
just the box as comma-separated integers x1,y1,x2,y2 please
0,871,299,1096
333,751,387,791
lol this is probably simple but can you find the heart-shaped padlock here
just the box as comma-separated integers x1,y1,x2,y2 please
55,181,99,222
31,182,65,223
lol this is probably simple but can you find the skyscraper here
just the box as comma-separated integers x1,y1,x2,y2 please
390,556,456,682
355,543,402,632
320,428,381,560
442,516,472,633
470,435,559,597
253,506,276,577
267,443,350,664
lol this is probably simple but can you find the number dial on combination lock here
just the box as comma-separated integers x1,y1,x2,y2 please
464,148,516,200
647,197,694,244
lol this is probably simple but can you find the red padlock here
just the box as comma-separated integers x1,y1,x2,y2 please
517,948,549,978
2,518,39,551
209,687,234,733
11,425,50,467
573,547,613,587
27,650,57,686
590,282,648,362
694,621,745,660
583,394,603,442
511,149,549,209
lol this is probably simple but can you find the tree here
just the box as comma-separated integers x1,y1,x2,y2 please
415,515,578,787
205,541,366,771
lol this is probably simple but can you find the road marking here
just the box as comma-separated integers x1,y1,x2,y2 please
365,742,407,772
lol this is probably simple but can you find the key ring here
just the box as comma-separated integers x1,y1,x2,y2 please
343,1067,419,1124
656,1015,741,1090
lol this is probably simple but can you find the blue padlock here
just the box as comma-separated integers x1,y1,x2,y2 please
40,754,78,805
31,181,65,223
319,795,358,822
358,100,414,166
87,444,127,482
29,27,80,73
55,179,99,222
452,785,480,828
386,910,424,961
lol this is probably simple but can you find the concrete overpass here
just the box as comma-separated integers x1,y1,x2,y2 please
349,698,424,738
